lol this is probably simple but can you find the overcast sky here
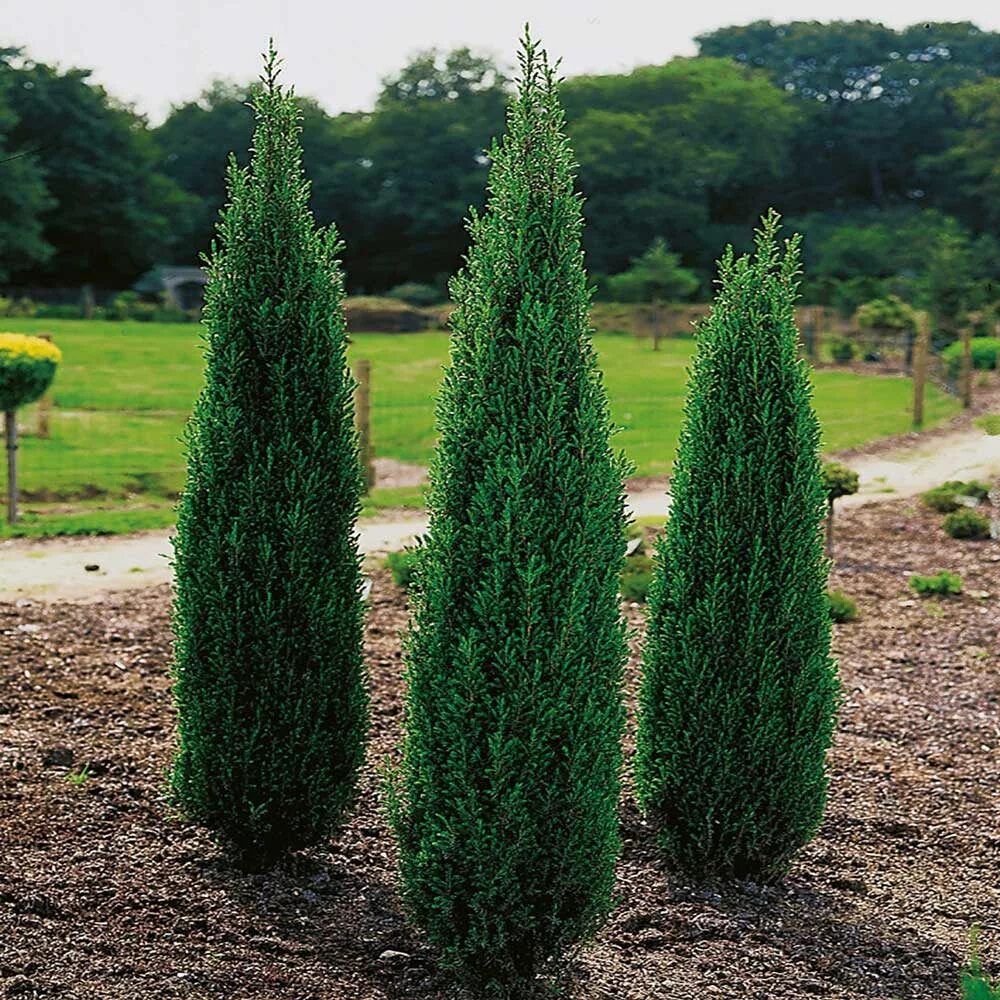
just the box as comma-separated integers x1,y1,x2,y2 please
5,0,1000,123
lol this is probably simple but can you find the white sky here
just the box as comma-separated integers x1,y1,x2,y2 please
4,0,1000,123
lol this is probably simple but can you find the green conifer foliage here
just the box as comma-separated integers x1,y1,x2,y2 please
635,212,839,882
389,32,629,995
170,46,366,867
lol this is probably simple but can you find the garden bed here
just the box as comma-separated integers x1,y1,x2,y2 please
2,499,998,999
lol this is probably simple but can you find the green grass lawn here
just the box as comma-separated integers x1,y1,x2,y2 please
1,319,959,535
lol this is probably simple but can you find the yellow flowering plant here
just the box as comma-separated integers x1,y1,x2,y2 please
0,333,62,412
1,332,61,523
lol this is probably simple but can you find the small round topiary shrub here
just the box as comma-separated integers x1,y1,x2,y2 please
0,333,61,412
0,332,62,523
909,571,963,596
822,460,859,556
943,509,991,540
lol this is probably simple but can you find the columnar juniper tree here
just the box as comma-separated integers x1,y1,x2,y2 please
171,45,366,867
636,212,839,882
389,32,629,996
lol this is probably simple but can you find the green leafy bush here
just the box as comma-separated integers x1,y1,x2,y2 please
853,294,916,331
909,571,963,596
943,509,991,540
385,547,420,590
963,928,999,1000
621,554,654,602
33,303,83,320
636,213,838,882
830,337,856,363
170,48,367,868
942,337,1000,377
921,480,989,513
826,589,858,622
389,34,628,995
0,297,37,318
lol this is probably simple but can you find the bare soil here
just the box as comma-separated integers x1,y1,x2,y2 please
2,500,999,999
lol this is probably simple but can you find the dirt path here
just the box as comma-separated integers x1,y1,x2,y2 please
4,421,999,601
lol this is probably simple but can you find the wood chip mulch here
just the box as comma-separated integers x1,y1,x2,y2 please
2,499,998,999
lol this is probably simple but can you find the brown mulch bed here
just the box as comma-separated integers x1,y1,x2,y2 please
2,500,998,999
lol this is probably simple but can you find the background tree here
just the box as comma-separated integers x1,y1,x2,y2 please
636,213,839,881
0,49,189,287
564,57,800,278
390,33,629,995
153,82,346,267
352,48,509,290
0,52,52,281
924,78,1000,233
699,21,1000,213
171,47,366,868
603,238,700,302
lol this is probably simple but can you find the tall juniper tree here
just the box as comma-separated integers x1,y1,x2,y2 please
389,31,629,996
171,45,366,867
636,212,839,882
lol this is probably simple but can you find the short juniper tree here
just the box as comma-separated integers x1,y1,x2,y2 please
171,45,366,867
389,31,629,996
636,212,839,882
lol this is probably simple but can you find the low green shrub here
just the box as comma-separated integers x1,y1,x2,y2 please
909,571,963,596
826,589,858,623
853,295,916,332
962,928,999,1000
0,297,37,318
921,481,989,513
976,414,1000,436
34,303,83,320
385,547,421,590
830,337,856,363
620,554,654,602
942,337,1000,378
944,509,991,540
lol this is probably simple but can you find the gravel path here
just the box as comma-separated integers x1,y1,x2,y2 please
4,421,999,601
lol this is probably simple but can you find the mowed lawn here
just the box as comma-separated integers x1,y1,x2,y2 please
3,319,959,515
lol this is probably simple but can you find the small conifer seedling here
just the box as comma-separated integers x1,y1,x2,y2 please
171,45,367,867
389,30,629,996
636,213,839,882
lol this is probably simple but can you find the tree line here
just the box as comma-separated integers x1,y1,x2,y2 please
3,20,1000,319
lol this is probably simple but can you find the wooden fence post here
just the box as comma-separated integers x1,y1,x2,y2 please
353,358,375,494
36,332,53,439
5,409,17,524
912,311,930,430
960,325,973,409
